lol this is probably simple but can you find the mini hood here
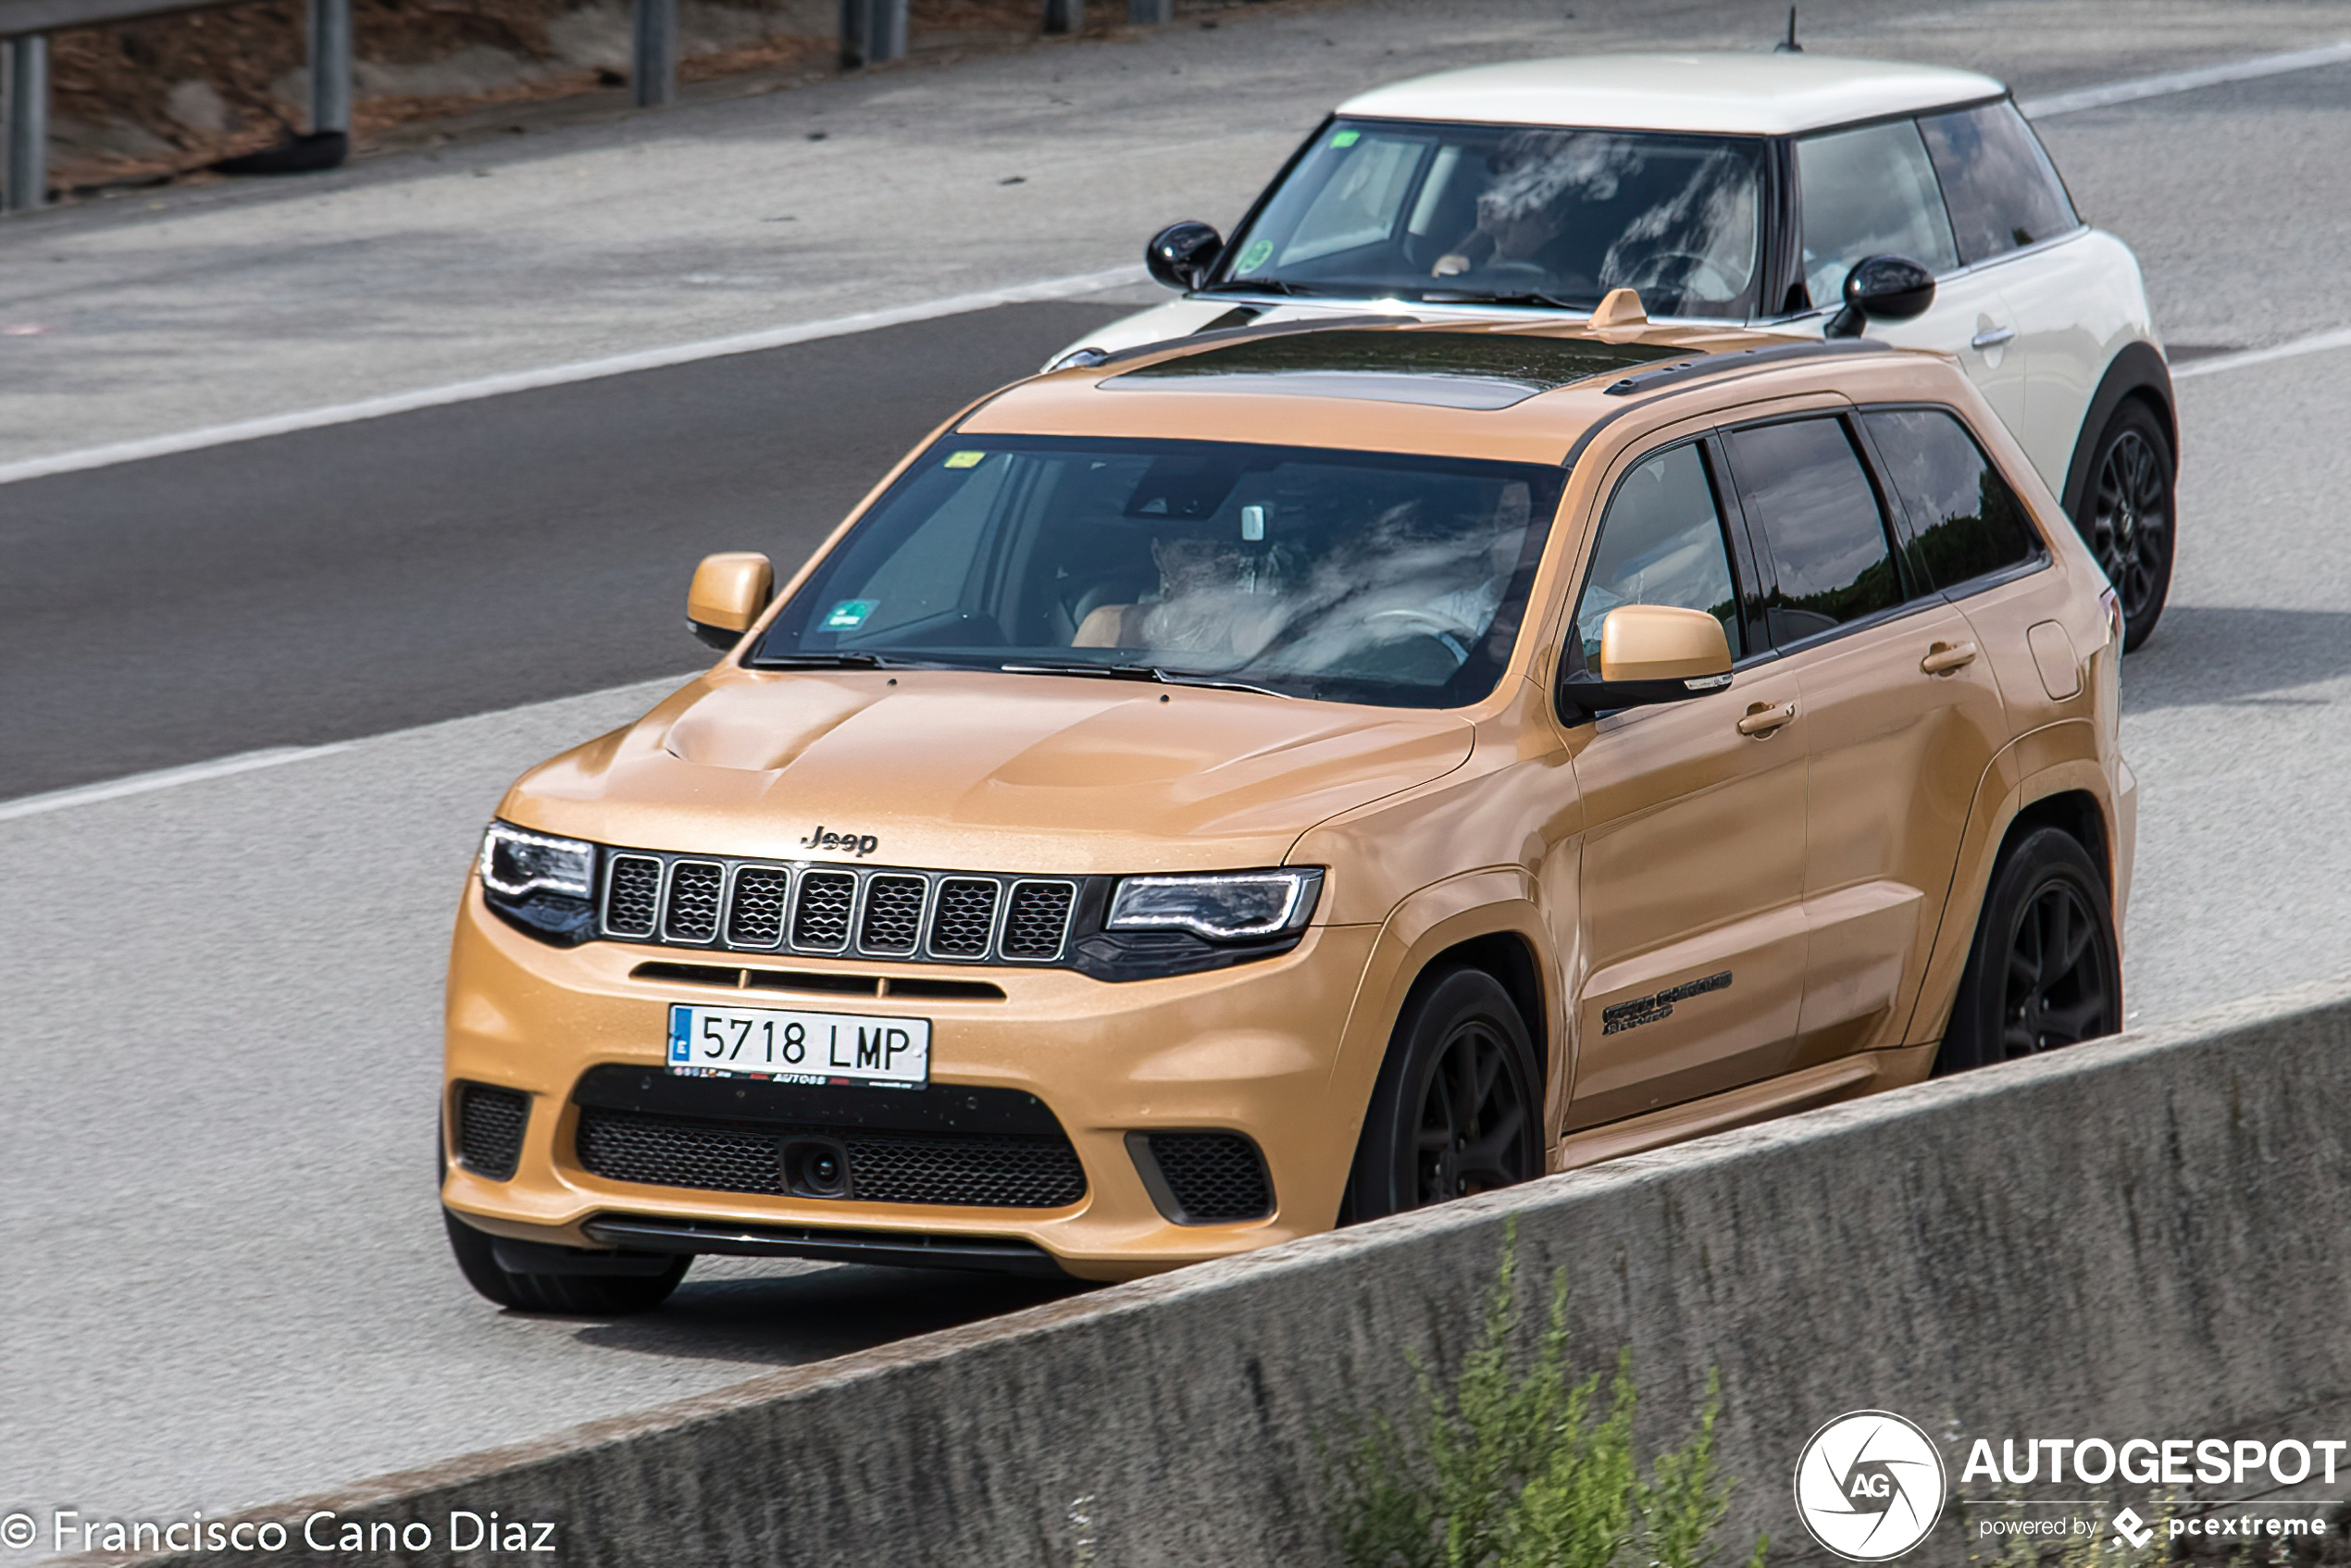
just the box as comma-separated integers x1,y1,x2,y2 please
501,669,1475,874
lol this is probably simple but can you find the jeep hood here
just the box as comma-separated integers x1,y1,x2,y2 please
501,669,1474,873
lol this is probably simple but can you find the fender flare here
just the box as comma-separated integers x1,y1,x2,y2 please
2059,341,2176,518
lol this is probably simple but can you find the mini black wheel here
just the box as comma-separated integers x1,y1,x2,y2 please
1348,967,1541,1221
1935,826,2121,1076
2073,401,2174,652
442,1208,688,1315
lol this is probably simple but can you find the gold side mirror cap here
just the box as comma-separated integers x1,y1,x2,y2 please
687,553,775,643
1597,604,1733,684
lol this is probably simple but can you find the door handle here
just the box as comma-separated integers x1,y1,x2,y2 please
1970,325,2016,351
1922,640,1980,675
1735,700,1797,737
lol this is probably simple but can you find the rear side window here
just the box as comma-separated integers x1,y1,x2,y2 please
1795,120,1960,308
1861,408,2043,590
1723,417,1903,644
1918,101,2081,264
1574,442,1744,664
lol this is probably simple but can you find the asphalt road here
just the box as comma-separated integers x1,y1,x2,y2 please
6,3,2351,1556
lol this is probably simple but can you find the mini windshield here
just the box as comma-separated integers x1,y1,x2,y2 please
1215,119,1766,319
752,438,1566,708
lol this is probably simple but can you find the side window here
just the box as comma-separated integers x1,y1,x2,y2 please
1574,442,1744,665
1794,120,1960,308
1917,101,2080,265
1861,408,2042,590
1724,417,1903,645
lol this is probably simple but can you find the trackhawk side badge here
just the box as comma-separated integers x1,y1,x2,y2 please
1601,971,1732,1035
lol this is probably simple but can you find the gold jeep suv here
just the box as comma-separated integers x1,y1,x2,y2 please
442,301,2132,1312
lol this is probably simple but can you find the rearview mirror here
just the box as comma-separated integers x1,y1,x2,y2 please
686,553,774,651
1557,604,1735,719
1825,254,1936,338
1146,220,1224,291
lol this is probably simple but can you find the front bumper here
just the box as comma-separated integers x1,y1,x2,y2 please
442,887,1380,1282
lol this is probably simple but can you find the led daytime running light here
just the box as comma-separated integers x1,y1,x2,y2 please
479,822,596,901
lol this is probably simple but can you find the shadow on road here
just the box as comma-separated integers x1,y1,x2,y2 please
562,1262,1091,1365
2123,604,2351,713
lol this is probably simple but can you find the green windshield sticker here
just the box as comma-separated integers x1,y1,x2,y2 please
1330,129,1361,148
943,449,987,469
1235,238,1275,275
823,600,877,630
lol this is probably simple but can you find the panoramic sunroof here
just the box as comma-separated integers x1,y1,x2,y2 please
1109,330,1696,410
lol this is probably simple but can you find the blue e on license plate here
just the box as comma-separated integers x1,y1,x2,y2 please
665,1002,931,1088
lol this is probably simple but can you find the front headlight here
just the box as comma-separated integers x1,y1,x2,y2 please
1106,868,1324,941
479,821,596,899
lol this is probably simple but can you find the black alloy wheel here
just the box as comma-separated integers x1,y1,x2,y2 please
1936,827,2121,1076
439,1127,688,1314
1348,967,1541,1221
2075,402,2175,652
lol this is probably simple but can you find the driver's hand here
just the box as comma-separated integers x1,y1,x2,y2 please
1431,254,1470,278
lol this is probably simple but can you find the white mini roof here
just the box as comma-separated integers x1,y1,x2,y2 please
1337,53,2007,138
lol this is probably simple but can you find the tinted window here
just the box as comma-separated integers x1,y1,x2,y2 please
1725,418,1902,643
1796,119,1959,308
1574,443,1743,665
1918,101,2080,264
1862,408,2042,589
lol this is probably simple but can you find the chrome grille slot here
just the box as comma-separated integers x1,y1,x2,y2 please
791,871,856,952
663,860,725,943
726,866,791,948
603,855,663,938
1001,880,1076,961
928,877,1001,957
859,875,927,955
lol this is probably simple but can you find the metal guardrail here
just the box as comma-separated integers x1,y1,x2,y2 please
0,0,1172,213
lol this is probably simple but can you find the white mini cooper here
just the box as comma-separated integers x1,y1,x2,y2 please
1057,53,2176,647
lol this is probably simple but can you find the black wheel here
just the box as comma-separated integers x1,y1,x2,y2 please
442,1208,689,1313
2072,401,2174,652
1348,967,1541,1221
1935,827,2121,1076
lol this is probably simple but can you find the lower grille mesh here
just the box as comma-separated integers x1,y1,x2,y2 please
456,1083,529,1180
576,1107,1087,1209
1146,1131,1272,1222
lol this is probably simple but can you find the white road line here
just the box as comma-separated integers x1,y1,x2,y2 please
2021,40,2351,118
2175,327,2351,380
0,743,355,822
0,263,1151,489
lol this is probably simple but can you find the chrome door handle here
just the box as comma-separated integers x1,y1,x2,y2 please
1735,700,1797,737
1922,640,1980,674
1971,326,2016,351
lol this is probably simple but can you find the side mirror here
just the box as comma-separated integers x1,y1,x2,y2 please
1824,254,1936,338
1146,220,1224,291
1558,604,1735,719
686,553,774,651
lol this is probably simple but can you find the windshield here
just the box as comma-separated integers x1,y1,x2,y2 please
752,437,1566,708
1215,118,1766,319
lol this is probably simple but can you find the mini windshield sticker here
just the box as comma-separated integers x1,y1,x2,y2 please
1235,237,1275,275
943,449,987,469
1330,129,1361,148
822,599,877,630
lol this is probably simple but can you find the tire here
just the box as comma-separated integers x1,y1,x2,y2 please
1348,967,1542,1221
1934,827,2121,1076
2071,400,2175,653
442,1208,690,1314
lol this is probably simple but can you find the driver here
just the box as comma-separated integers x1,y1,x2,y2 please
1431,131,1609,279
1070,522,1283,658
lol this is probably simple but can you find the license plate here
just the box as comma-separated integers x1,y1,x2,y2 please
665,1002,931,1088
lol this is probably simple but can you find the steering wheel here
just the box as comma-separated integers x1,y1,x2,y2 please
1618,250,1739,306
1364,609,1474,669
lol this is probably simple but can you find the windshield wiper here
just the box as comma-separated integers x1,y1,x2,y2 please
748,651,939,671
1418,288,1583,310
1196,279,1324,297
998,661,1292,700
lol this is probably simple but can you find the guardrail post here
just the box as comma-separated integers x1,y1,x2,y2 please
839,0,904,68
632,0,677,107
3,32,45,213
1125,0,1169,22
1042,0,1081,34
306,0,351,135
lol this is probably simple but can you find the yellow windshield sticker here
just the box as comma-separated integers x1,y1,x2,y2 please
944,450,987,469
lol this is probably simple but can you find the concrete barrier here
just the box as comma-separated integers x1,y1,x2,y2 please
77,977,2351,1567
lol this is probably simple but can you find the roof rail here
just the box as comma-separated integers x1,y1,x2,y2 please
1600,336,1887,396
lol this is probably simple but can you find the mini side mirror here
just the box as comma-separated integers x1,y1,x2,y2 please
1825,254,1936,338
1146,220,1224,291
1557,604,1735,719
686,553,774,651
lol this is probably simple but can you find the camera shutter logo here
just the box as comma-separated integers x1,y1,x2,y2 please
1794,1410,1947,1561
